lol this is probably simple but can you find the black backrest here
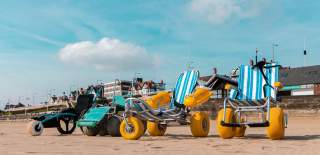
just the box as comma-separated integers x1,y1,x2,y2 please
74,94,94,114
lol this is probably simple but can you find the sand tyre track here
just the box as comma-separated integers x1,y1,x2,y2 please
267,107,285,140
120,117,145,140
190,112,210,137
147,121,167,136
27,120,44,136
216,108,235,139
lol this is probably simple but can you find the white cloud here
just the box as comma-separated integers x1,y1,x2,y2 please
188,0,268,24
58,37,159,71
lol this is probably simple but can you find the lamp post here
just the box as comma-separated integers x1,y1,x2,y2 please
272,43,279,62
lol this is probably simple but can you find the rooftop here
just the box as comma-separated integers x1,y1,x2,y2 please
280,65,320,86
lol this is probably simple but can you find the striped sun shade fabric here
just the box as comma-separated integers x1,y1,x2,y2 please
230,63,279,101
174,70,199,105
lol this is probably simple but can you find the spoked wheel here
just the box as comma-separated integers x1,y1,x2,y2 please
147,121,167,136
120,116,145,140
57,116,76,134
27,120,44,136
190,112,210,137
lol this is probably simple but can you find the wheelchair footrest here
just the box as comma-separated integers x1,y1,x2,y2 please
221,121,269,127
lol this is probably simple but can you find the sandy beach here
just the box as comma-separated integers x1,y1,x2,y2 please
0,116,319,155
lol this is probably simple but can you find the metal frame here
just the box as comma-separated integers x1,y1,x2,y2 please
222,80,288,128
123,97,189,126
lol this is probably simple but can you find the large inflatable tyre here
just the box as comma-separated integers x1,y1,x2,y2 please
190,112,210,137
120,117,145,140
234,116,246,137
82,126,100,136
106,116,121,137
98,120,109,136
57,116,76,134
147,121,167,136
216,108,235,139
27,120,44,136
267,107,285,140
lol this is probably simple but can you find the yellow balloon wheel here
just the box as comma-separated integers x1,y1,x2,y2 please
234,125,246,137
234,116,246,137
147,121,166,136
190,112,210,137
267,107,285,140
216,108,235,139
120,117,145,140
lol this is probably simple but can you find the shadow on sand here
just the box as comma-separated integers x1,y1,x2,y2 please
141,133,320,141
241,134,320,141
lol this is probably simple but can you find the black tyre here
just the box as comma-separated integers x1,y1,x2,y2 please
57,116,76,134
98,119,109,136
82,126,100,136
106,116,121,137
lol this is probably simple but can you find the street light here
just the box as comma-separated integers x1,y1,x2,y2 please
272,43,279,62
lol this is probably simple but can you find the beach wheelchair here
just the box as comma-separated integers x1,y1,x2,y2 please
119,70,213,140
216,61,287,140
27,94,94,136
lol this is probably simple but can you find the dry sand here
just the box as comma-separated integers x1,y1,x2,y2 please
0,116,319,155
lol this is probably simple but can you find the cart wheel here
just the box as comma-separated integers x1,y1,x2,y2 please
147,121,166,136
82,126,100,136
98,119,109,136
57,116,76,134
27,120,44,136
216,108,235,139
267,107,285,140
234,117,246,137
106,116,121,137
120,117,145,140
190,112,210,137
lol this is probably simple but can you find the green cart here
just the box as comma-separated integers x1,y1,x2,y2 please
77,96,126,136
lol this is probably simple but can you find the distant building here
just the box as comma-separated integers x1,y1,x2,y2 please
103,79,166,99
4,103,26,110
279,65,320,96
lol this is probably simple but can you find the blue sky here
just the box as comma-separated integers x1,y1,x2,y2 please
0,0,319,107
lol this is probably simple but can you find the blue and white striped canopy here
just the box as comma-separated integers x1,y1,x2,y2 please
174,70,199,105
232,63,279,100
